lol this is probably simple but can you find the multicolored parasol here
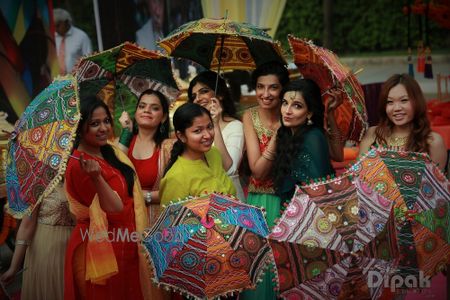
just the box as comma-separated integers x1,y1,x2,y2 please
158,17,286,72
142,193,272,299
288,35,368,142
270,174,400,299
6,76,80,217
349,147,450,282
74,42,180,135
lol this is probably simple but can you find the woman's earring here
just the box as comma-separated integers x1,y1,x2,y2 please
159,123,165,134
307,117,313,125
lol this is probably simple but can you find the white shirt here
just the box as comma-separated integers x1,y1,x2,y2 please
135,19,163,51
55,26,92,74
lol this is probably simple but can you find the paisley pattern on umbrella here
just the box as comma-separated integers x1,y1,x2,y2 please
75,42,180,135
350,147,450,287
6,76,80,217
142,193,272,299
158,17,286,71
288,35,368,142
270,173,400,299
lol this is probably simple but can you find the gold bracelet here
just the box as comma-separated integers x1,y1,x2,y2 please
16,240,31,246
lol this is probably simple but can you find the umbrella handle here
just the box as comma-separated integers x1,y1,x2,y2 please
200,215,215,229
214,35,226,94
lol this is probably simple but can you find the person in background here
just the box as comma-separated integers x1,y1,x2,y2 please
135,0,165,50
64,97,149,300
0,183,75,300
272,79,335,202
187,71,245,201
54,8,92,75
359,73,447,170
159,102,236,206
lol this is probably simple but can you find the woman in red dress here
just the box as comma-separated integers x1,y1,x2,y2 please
64,98,150,299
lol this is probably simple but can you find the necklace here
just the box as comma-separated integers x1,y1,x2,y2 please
388,135,408,147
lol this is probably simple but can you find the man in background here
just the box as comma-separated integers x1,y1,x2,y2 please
54,8,92,75
135,0,165,50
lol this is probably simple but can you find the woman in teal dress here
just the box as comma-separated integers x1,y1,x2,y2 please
272,79,335,202
159,102,236,206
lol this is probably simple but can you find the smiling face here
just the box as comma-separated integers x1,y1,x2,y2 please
177,113,214,158
255,74,282,110
385,84,414,128
80,106,112,149
281,91,312,131
134,93,167,129
191,82,215,108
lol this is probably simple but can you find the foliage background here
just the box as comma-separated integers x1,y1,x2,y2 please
275,0,450,55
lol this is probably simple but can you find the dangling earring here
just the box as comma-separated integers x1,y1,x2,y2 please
307,117,313,125
159,123,165,134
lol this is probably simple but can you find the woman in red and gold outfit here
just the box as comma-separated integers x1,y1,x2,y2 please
64,97,150,300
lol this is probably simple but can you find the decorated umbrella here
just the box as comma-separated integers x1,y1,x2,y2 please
142,193,272,299
5,76,80,217
288,35,368,142
270,174,400,299
74,42,180,135
158,17,286,91
349,147,450,282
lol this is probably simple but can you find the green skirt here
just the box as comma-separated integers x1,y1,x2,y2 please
241,192,281,300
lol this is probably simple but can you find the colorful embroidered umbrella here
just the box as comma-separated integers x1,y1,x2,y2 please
74,42,180,135
270,174,400,299
288,35,368,142
5,76,80,217
142,193,272,299
158,17,286,72
349,147,450,283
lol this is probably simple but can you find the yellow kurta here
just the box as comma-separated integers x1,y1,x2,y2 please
160,147,236,206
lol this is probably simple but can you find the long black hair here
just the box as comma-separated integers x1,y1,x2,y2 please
76,97,135,196
164,103,212,175
272,79,325,192
187,71,239,120
133,89,170,147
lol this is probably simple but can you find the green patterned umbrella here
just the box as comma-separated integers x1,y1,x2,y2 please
75,42,180,135
158,17,286,71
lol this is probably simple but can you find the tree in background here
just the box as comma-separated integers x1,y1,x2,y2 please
276,0,450,55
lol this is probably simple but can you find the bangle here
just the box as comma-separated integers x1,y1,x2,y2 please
16,240,31,246
119,128,133,146
144,191,152,205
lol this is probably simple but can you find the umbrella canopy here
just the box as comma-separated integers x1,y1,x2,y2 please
158,17,286,71
270,174,400,299
349,147,450,281
74,42,180,135
288,35,368,142
142,193,272,299
6,76,80,217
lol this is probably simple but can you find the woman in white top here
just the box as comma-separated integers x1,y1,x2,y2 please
188,71,245,201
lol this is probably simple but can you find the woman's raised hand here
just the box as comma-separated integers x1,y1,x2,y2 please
79,153,102,181
119,111,133,131
324,88,344,113
208,97,222,124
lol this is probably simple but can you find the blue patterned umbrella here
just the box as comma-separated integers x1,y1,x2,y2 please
6,76,80,217
142,193,272,299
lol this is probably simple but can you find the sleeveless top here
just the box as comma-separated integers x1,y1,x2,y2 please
128,135,160,190
247,107,276,194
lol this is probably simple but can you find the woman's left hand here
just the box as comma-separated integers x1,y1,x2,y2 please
324,88,344,113
208,97,223,124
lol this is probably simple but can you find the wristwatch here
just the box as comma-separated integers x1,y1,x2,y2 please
145,191,152,205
